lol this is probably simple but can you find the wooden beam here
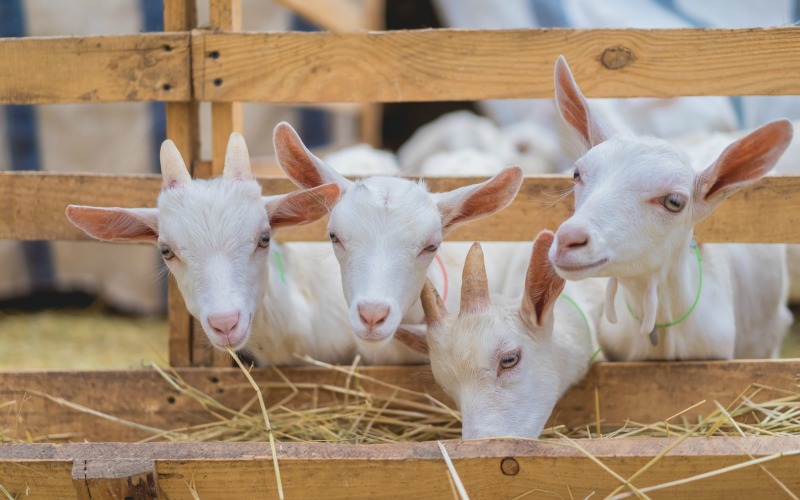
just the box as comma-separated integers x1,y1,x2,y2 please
193,28,800,103
0,360,797,443
0,33,190,104
4,172,800,243
164,0,200,368
1,438,799,498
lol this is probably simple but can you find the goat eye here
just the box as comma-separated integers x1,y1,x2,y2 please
660,193,686,213
573,168,581,182
258,232,270,248
160,244,175,261
423,243,439,252
329,232,340,244
499,349,521,370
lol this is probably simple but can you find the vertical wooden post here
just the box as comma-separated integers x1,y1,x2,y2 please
360,0,385,147
193,0,244,367
164,0,200,367
209,0,243,176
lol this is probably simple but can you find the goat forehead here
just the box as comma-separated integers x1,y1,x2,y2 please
158,179,266,247
583,136,695,195
436,307,526,373
332,177,440,238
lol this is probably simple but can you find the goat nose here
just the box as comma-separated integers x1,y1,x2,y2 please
557,226,590,254
208,311,240,336
358,302,390,330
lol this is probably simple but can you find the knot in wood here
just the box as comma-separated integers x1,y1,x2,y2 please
601,46,633,70
500,457,520,476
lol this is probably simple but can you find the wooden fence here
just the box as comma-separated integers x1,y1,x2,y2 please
1,0,799,497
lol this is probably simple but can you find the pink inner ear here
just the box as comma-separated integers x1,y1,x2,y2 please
704,120,793,200
554,57,607,148
443,167,523,230
66,206,158,243
275,126,326,189
524,231,565,326
267,184,340,230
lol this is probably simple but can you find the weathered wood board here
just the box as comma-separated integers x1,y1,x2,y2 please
4,172,800,243
0,33,190,104
193,28,800,103
1,438,799,499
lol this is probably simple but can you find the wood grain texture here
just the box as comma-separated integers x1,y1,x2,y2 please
164,0,200,368
4,172,800,243
193,28,800,103
0,34,190,104
0,361,797,443
1,439,798,498
0,461,75,499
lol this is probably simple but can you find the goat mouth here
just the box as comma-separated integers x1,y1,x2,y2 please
555,257,609,273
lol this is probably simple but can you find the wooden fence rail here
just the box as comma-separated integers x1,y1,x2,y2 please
3,172,800,243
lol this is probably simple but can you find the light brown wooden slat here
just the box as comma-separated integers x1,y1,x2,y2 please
164,0,200,368
0,361,797,443
276,0,368,32
154,438,800,499
3,439,797,498
193,28,800,103
4,172,800,243
0,33,190,104
0,461,75,499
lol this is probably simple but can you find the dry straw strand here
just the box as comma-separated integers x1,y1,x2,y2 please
438,441,470,500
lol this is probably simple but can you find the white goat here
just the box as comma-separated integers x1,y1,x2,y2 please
273,122,524,364
548,56,793,361
323,143,400,177
410,233,604,438
66,134,357,366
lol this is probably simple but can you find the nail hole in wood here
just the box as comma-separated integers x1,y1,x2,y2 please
500,457,519,476
167,396,177,405
209,50,220,59
214,78,223,87
162,83,172,91
163,44,172,52
210,376,220,384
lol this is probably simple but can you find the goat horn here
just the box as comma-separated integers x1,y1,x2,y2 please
420,278,447,327
160,139,191,190
460,241,490,315
223,132,254,181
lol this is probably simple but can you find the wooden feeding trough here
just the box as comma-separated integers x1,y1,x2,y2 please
2,1,800,497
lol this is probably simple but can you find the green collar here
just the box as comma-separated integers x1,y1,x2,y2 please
273,250,286,284
624,241,703,331
560,293,602,365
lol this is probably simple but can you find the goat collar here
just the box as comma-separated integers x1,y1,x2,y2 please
560,293,602,365
624,241,703,345
433,254,448,303
273,250,286,284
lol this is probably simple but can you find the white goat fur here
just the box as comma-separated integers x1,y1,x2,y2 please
419,235,604,439
274,122,524,364
66,134,356,366
549,56,793,361
323,143,400,177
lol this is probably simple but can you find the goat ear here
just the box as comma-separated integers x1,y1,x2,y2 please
264,183,341,231
223,132,253,181
434,166,523,234
520,230,565,338
273,122,352,192
395,325,429,354
694,119,793,220
160,140,191,190
554,55,608,149
66,205,159,243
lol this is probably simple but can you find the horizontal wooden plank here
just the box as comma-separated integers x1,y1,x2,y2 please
194,28,800,103
3,172,800,243
0,33,190,104
0,460,75,499
0,360,797,443
1,438,798,498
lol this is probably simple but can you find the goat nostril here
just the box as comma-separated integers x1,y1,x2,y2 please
567,237,589,249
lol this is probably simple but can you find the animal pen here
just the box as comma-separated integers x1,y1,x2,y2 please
2,0,800,497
